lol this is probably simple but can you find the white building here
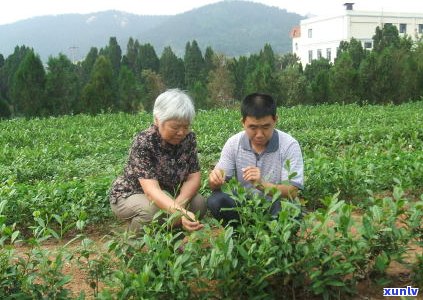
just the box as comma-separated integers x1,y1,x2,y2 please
291,3,423,66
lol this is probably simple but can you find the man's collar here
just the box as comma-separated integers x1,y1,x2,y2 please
241,130,279,153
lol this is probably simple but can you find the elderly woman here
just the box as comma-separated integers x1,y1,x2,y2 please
109,89,206,233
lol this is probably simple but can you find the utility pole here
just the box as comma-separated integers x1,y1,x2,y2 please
69,46,79,64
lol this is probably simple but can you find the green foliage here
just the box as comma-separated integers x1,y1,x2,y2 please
203,46,215,79
81,55,116,114
245,62,277,96
184,40,205,88
189,80,209,109
95,180,422,299
304,58,331,104
228,55,248,100
45,53,80,115
139,69,165,112
0,103,422,298
412,254,423,288
0,98,11,119
278,64,309,106
373,24,401,53
137,43,160,74
336,38,367,69
159,46,185,89
259,43,276,69
10,50,46,117
100,37,122,78
0,46,32,106
0,200,75,299
329,52,359,103
2,34,423,117
122,37,138,74
206,54,235,107
79,47,98,86
117,65,141,112
1,102,422,228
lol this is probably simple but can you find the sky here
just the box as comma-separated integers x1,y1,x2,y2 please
0,0,422,26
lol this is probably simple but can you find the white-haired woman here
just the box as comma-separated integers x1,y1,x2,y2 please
109,89,205,233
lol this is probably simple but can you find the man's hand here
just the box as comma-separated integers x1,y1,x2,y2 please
209,168,225,189
242,166,262,185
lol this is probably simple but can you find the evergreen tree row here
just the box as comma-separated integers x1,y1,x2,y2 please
0,24,422,118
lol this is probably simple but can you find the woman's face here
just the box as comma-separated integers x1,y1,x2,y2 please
156,118,191,145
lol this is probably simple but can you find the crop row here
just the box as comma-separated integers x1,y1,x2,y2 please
0,101,422,228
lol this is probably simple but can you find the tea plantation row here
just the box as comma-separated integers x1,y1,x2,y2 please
0,101,422,228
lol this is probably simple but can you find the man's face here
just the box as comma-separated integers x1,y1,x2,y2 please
242,115,277,148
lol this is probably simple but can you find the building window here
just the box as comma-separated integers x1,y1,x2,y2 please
308,28,312,38
326,48,331,61
295,43,298,51
364,41,372,49
400,23,407,33
419,24,423,33
308,50,313,63
317,49,322,59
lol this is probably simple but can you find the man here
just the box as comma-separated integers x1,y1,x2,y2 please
207,92,304,225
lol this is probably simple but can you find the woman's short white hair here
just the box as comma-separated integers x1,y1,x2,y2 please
153,89,195,124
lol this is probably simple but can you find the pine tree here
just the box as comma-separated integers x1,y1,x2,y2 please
118,65,141,112
100,37,122,78
259,44,276,70
329,52,359,104
228,56,248,100
373,24,401,53
11,50,46,117
304,58,331,104
81,55,116,114
0,46,32,113
137,43,159,73
80,47,98,86
159,46,185,89
204,46,215,80
279,65,309,106
45,54,80,115
123,37,138,74
184,40,205,88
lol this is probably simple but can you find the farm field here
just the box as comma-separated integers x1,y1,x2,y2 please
1,101,423,299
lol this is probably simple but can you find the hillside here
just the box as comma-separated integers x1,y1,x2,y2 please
0,1,303,62
0,11,170,62
140,1,303,57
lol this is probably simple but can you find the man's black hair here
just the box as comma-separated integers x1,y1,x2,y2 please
241,93,276,120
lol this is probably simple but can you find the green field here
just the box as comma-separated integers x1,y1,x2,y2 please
1,101,422,227
1,102,423,298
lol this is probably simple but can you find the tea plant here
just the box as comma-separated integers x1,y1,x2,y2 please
99,212,212,299
1,101,423,298
406,195,423,288
0,200,75,299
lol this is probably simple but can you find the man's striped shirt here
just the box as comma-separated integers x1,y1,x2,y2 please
216,129,304,191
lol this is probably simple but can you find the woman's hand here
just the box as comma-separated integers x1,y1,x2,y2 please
181,211,204,232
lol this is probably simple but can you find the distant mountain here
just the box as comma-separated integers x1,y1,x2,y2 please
0,11,170,62
0,1,304,62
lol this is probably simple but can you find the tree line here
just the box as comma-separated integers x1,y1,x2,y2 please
0,24,422,118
